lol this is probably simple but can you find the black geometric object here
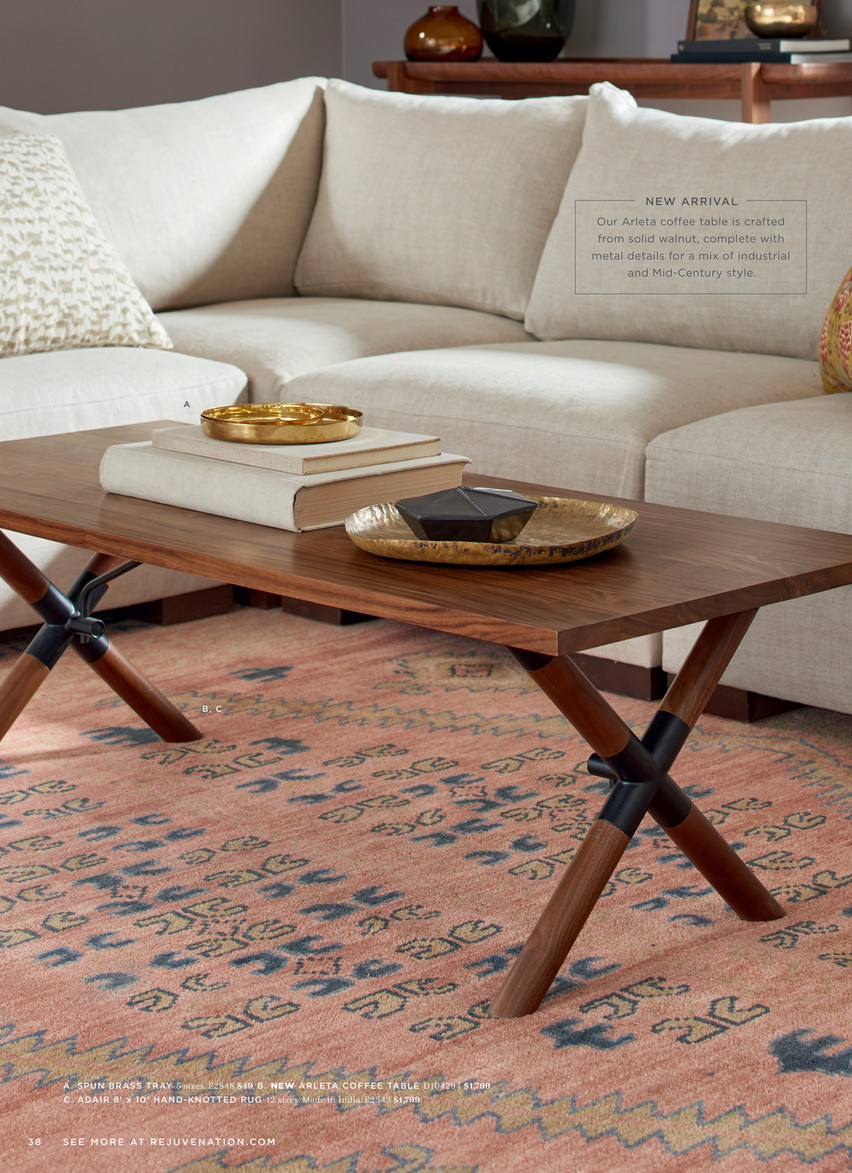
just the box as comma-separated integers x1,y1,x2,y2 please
395,486,537,543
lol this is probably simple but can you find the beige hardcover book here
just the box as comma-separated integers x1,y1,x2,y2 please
152,424,442,475
99,442,469,532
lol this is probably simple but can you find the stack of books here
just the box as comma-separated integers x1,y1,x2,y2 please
99,424,470,532
671,37,852,63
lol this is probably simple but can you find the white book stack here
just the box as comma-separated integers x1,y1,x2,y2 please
99,424,470,532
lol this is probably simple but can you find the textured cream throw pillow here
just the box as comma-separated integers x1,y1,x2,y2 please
526,83,852,360
0,134,171,358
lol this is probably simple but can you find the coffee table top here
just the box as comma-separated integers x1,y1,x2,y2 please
2,421,852,656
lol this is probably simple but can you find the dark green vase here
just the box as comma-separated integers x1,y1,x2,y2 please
477,0,574,62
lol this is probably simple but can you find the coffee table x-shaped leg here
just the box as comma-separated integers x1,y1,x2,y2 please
0,532,202,745
489,609,785,1018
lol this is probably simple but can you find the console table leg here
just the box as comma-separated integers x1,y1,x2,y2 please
741,62,771,124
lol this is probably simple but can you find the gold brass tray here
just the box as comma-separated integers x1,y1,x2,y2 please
345,493,637,566
201,403,363,444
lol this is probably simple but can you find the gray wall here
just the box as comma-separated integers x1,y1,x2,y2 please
4,0,852,115
0,0,342,113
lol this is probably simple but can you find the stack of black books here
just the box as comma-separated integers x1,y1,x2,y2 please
671,37,852,63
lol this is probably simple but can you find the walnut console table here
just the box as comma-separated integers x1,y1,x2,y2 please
373,58,852,123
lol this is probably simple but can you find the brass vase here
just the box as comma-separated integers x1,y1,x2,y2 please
744,3,821,38
404,6,483,61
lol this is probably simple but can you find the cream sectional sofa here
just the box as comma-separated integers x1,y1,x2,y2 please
1,77,849,716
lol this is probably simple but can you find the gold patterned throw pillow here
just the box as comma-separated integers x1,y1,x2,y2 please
0,134,172,357
819,265,852,393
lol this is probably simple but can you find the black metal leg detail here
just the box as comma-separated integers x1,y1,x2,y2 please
17,559,140,672
588,710,694,830
72,560,139,616
0,543,201,744
594,734,662,837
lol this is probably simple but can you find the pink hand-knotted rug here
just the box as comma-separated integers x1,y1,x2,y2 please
1,606,850,1172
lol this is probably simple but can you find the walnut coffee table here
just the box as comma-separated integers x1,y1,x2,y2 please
2,422,852,1018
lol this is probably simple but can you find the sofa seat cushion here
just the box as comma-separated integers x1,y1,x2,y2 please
0,79,327,312
0,348,247,441
158,297,533,401
294,80,587,320
527,82,852,361
646,395,852,529
281,339,822,499
645,395,852,711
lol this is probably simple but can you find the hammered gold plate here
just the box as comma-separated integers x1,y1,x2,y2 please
345,493,637,566
201,403,363,444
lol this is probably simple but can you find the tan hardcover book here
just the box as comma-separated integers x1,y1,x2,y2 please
99,442,469,532
151,424,442,475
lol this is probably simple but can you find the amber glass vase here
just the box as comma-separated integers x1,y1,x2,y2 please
477,0,574,61
404,6,483,61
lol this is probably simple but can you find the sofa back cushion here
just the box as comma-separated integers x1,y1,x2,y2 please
294,80,588,321
526,82,852,360
0,79,326,312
